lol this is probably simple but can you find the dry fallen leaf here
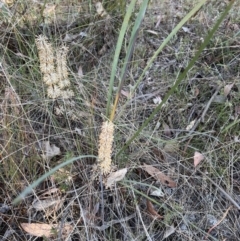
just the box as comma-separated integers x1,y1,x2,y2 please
163,225,176,239
63,33,80,42
121,90,131,98
95,2,109,17
32,198,63,211
186,119,196,131
155,15,162,28
194,87,200,97
150,187,164,197
142,163,176,188
21,223,54,237
224,83,234,97
105,168,128,189
182,26,191,33
153,96,162,105
32,188,63,212
41,141,61,160
20,223,72,237
39,187,61,198
163,122,171,137
78,65,84,78
145,30,159,36
146,199,164,219
194,151,205,167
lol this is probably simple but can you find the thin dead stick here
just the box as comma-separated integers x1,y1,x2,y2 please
183,136,193,155
135,204,153,241
204,206,231,240
130,184,153,241
201,85,222,123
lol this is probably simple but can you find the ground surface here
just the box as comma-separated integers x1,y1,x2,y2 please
0,0,240,240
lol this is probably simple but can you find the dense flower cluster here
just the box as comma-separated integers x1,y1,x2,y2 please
98,121,114,174
36,35,74,99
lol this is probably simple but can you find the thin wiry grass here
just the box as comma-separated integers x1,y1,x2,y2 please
1,0,240,240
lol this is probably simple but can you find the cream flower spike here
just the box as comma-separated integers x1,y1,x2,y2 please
36,35,74,99
36,35,55,75
98,120,115,174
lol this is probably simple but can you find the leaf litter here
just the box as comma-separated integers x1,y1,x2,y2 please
142,163,176,188
163,225,176,239
146,199,164,219
150,187,165,197
224,83,234,97
31,188,64,212
41,141,61,160
193,151,205,167
105,168,128,188
20,223,73,238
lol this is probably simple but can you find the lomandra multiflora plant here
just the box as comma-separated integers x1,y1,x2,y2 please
14,0,235,204
96,0,149,175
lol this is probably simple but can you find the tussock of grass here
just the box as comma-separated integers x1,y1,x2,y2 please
1,0,240,240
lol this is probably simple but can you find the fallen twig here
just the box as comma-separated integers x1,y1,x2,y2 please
204,206,231,240
201,85,222,123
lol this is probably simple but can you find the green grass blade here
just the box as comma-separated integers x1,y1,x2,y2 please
117,0,235,157
110,0,149,121
106,0,138,117
221,118,240,133
118,0,149,86
13,155,97,204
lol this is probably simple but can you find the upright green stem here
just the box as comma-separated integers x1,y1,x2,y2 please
106,0,138,118
110,0,149,121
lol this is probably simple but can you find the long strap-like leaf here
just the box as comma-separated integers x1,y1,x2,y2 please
106,0,138,117
13,155,97,204
110,0,149,121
